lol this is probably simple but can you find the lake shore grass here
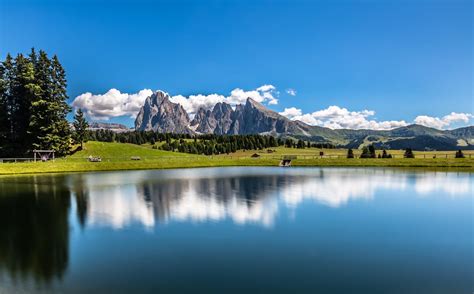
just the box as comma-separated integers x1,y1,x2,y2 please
0,141,473,175
1,157,473,176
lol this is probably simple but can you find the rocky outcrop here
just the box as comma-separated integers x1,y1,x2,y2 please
190,102,234,134
190,98,308,135
135,91,192,133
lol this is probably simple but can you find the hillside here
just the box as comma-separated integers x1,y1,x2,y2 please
69,141,189,161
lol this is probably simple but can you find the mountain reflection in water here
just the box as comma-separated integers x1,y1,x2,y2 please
0,167,472,290
67,168,472,229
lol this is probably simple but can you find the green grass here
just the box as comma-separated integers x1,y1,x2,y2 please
69,141,189,161
0,141,473,175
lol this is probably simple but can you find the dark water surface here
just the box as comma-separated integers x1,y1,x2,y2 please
0,167,472,293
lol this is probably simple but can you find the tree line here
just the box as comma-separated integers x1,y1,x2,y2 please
347,146,466,159
0,49,71,157
85,130,336,155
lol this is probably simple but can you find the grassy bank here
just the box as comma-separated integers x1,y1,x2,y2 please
0,141,473,175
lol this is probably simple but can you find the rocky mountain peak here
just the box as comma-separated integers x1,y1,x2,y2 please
134,91,192,133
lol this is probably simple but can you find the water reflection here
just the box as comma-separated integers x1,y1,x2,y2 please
66,168,472,229
0,167,472,289
0,175,70,285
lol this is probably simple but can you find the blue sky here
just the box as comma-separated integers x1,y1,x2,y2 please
0,0,472,129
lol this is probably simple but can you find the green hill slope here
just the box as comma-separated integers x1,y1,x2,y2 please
69,141,189,161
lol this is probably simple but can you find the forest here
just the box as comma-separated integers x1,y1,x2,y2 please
0,49,71,157
87,130,336,156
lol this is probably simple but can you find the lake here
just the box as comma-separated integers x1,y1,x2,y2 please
0,167,472,293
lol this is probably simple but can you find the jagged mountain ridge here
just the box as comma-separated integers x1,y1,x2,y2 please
134,91,474,150
135,91,193,134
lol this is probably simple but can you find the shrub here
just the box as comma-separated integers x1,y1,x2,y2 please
360,147,371,158
404,148,414,158
455,150,465,158
381,149,391,158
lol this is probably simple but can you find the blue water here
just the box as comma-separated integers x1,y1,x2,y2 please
0,167,472,293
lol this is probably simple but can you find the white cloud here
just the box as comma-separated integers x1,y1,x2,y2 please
280,105,408,130
286,88,297,96
72,85,278,119
72,88,153,120
278,107,302,118
72,87,472,130
170,93,226,115
414,112,473,129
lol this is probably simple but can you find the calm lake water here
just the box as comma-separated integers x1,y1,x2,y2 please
0,167,472,293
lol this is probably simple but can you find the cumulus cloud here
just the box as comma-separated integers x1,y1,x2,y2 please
72,85,278,119
286,88,297,96
72,88,153,120
72,86,472,130
414,112,473,129
279,107,302,118
170,93,226,116
279,105,408,130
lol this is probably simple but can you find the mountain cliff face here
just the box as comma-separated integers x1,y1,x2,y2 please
190,98,308,135
134,92,474,150
190,102,234,134
135,91,192,134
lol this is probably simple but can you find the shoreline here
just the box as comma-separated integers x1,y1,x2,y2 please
0,157,473,176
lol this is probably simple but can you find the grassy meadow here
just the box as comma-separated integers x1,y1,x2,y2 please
0,141,473,175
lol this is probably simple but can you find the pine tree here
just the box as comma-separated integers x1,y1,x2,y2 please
368,145,376,158
10,54,38,155
297,139,305,149
360,146,371,158
29,51,71,155
347,148,354,158
73,108,88,149
0,56,10,156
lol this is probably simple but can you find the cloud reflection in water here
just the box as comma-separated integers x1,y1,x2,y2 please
68,168,472,229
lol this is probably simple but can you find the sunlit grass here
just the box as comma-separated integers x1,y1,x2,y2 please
0,141,472,175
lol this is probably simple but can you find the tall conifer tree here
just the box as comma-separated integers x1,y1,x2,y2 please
73,108,88,149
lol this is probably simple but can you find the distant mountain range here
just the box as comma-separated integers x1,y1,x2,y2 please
88,122,131,133
134,91,474,150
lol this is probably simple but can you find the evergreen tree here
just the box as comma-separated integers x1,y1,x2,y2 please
29,51,71,155
368,145,376,158
0,56,10,156
10,54,38,155
73,108,88,149
297,139,305,149
381,149,391,159
360,146,371,158
404,148,414,158
347,148,354,158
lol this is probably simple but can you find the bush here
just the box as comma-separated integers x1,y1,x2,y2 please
455,150,465,158
381,149,391,158
360,146,376,158
404,148,414,158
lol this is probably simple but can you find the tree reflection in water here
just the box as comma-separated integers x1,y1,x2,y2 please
0,175,70,285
